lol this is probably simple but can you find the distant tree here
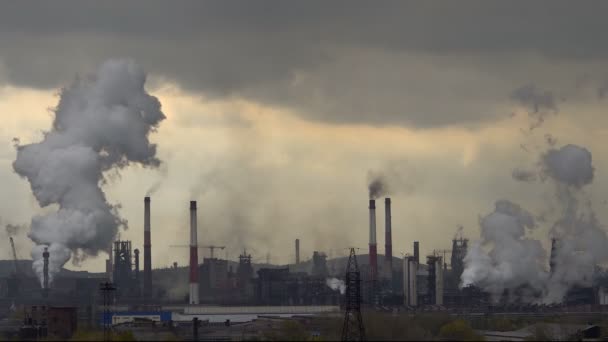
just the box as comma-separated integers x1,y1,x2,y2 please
438,320,482,341
524,325,552,341
278,320,310,341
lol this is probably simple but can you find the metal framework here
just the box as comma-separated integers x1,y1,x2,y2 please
99,282,116,342
341,248,366,341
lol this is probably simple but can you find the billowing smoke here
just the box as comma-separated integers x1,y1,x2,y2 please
12,59,165,285
542,144,608,302
461,200,548,300
510,84,558,130
463,143,608,303
326,277,346,295
542,145,594,188
367,172,389,199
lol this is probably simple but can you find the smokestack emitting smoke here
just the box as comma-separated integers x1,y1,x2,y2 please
189,201,200,305
12,59,166,286
384,198,393,279
369,199,378,281
463,144,608,303
413,241,420,264
295,239,300,265
143,197,152,298
43,247,49,294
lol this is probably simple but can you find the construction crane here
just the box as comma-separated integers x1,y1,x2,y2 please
169,244,226,259
200,245,225,259
9,237,18,275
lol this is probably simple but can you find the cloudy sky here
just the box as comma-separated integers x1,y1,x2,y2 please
2,1,608,272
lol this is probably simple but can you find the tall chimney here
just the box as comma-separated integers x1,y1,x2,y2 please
369,199,378,282
189,201,200,305
414,241,420,264
143,197,152,298
134,248,140,288
295,239,300,265
43,247,49,297
384,198,393,280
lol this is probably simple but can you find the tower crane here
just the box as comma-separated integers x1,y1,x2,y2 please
169,244,226,259
201,245,225,259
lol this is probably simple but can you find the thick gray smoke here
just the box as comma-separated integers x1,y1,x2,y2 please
367,172,389,199
367,161,419,199
12,59,165,285
510,84,558,130
463,143,608,303
542,145,594,188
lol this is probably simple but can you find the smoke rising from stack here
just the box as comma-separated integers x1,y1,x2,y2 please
367,161,419,199
461,200,547,299
12,59,166,286
463,143,608,302
326,277,346,295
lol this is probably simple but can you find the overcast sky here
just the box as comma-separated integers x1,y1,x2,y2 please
2,1,608,272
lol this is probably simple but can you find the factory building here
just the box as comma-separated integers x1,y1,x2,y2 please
426,255,444,306
403,256,418,307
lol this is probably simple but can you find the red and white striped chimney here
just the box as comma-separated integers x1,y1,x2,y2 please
143,197,152,298
385,197,393,280
369,199,378,281
189,201,199,305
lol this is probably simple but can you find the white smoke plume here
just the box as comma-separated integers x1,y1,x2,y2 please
463,143,608,303
326,277,346,295
543,145,608,302
461,200,548,301
12,59,165,286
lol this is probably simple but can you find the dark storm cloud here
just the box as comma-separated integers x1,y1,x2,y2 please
2,1,608,127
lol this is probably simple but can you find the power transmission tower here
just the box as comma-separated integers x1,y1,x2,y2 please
99,282,116,342
341,248,366,341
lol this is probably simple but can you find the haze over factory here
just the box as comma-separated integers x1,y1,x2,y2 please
2,2,608,340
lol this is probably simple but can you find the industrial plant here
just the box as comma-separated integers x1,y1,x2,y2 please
3,194,608,340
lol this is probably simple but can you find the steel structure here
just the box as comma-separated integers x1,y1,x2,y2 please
341,248,366,341
99,282,116,342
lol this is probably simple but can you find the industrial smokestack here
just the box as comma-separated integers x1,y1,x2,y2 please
143,197,152,298
134,248,140,286
106,245,113,282
295,239,300,265
189,201,200,305
384,198,393,280
42,247,49,297
414,241,420,264
369,199,378,281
